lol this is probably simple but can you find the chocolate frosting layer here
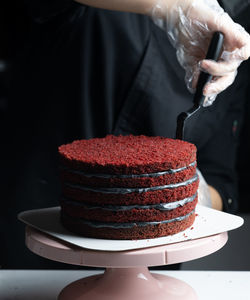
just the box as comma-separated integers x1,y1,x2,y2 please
61,193,197,211
61,210,195,229
64,174,198,194
61,161,196,178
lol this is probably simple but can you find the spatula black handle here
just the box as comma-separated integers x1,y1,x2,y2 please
193,31,224,107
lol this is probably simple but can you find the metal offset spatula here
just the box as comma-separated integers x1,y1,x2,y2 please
176,32,224,140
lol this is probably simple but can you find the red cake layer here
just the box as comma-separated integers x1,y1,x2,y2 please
62,178,199,206
60,195,198,223
60,164,196,188
60,211,195,240
59,135,197,175
59,135,198,240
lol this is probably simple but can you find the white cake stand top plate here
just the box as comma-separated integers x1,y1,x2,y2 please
18,204,243,252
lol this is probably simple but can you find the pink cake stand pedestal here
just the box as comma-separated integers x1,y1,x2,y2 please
25,226,228,300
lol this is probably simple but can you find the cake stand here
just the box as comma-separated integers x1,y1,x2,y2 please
25,226,228,300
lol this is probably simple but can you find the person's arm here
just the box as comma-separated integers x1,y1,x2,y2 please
197,168,223,211
74,0,155,14
75,0,250,100
209,185,223,210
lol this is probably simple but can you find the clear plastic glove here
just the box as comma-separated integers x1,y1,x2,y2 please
196,168,212,208
151,0,250,105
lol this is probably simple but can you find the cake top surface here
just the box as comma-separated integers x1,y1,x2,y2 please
59,135,196,173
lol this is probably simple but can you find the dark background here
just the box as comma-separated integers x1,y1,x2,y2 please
0,1,250,271
1,1,249,211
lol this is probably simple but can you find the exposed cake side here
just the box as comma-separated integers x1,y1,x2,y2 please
58,135,198,240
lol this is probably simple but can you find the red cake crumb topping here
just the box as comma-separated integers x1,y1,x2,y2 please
59,135,196,174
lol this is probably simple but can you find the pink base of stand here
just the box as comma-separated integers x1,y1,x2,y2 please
25,226,228,300
59,267,197,300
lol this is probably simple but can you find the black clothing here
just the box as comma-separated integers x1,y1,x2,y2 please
237,68,250,212
220,0,250,213
1,1,247,268
220,0,250,28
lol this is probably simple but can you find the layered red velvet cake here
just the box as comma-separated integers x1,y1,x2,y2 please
58,135,199,240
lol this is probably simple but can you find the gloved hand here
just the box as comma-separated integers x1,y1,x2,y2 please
151,0,250,106
196,168,212,208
